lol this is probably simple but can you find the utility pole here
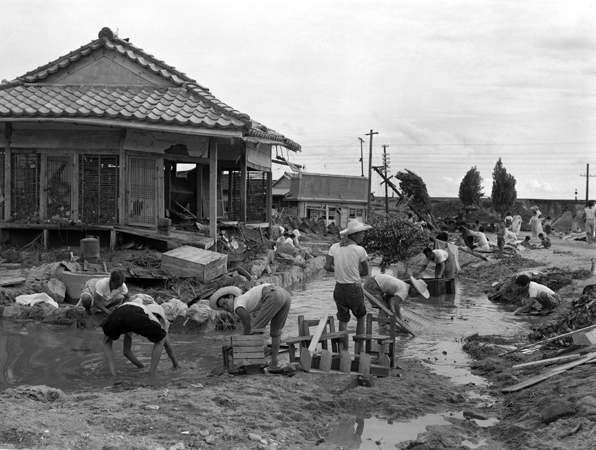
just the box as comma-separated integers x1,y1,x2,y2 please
382,145,390,216
580,164,595,203
358,137,365,177
365,129,378,221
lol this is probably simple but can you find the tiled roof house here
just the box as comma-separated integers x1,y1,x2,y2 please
0,27,299,247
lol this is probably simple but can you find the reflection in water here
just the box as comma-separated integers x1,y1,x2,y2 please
1,267,528,391
326,412,498,449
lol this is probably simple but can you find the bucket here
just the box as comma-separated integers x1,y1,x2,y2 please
80,236,100,263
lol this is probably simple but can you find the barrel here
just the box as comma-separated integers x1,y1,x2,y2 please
80,236,100,263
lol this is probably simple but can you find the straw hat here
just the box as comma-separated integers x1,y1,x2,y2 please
339,219,373,236
410,276,430,299
209,286,243,310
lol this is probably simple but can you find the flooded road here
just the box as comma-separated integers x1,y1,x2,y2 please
0,267,528,392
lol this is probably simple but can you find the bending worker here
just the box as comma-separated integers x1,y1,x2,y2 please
421,247,456,279
77,270,130,315
209,283,291,371
363,274,429,321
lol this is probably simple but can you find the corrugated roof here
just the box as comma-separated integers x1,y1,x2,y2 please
0,27,300,151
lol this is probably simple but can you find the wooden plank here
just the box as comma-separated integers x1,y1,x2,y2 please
71,154,79,220
502,351,596,393
232,351,265,359
231,346,263,353
300,347,312,372
308,313,331,352
0,277,26,287
156,157,165,222
358,353,371,375
283,331,351,344
240,152,247,222
39,153,47,220
232,335,264,344
118,128,127,225
378,353,391,368
209,137,217,239
498,324,596,356
196,164,203,219
319,349,333,372
339,349,352,373
512,354,583,371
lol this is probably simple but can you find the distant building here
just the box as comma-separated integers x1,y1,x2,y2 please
272,172,368,228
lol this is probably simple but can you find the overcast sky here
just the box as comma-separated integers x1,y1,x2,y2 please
2,1,595,200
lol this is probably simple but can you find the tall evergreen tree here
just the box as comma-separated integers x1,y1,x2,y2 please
458,166,484,206
395,169,431,216
491,158,517,217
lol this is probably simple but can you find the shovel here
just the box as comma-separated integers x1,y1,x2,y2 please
300,311,330,372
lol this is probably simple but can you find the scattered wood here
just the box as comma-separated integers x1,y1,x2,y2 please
502,351,596,393
457,246,489,261
511,354,583,371
558,422,582,439
498,324,596,357
0,277,26,287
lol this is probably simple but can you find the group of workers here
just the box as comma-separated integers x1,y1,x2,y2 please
82,215,561,378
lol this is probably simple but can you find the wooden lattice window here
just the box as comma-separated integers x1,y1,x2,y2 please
79,155,119,224
229,170,267,222
128,156,157,226
11,153,40,221
47,156,72,219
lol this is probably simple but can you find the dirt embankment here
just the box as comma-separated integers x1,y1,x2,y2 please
1,233,596,450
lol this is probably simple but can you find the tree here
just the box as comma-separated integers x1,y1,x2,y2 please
362,216,429,270
459,166,484,206
395,169,431,216
491,158,517,217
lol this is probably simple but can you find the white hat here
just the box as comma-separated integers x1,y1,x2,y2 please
339,219,373,236
410,276,430,299
209,286,243,310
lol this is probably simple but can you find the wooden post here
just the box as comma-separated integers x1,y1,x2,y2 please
266,171,272,231
196,164,203,219
156,158,164,224
4,123,12,221
110,230,116,251
209,138,218,239
72,153,79,221
365,129,378,221
227,170,233,219
240,151,247,222
164,160,171,213
118,128,127,224
39,154,48,220
43,229,49,250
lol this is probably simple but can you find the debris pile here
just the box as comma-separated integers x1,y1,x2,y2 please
528,284,596,345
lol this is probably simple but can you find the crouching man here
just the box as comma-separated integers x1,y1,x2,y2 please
77,270,130,315
514,275,561,316
102,296,179,377
210,284,291,370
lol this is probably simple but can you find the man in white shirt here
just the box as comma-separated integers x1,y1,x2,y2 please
421,248,456,279
77,270,130,315
363,274,429,321
210,284,291,370
513,275,561,315
324,219,373,353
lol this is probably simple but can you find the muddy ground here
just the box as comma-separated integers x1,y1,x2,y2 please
1,233,596,450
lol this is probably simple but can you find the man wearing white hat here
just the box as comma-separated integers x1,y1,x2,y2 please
324,219,373,353
363,274,430,321
209,284,291,370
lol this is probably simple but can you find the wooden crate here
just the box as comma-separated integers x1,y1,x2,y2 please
421,277,456,296
160,245,227,281
222,335,266,371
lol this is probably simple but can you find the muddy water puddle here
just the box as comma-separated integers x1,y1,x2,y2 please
1,268,526,393
326,411,498,449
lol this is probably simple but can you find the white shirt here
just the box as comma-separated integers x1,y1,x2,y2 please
90,277,128,301
373,274,409,301
328,242,368,284
585,207,596,221
234,284,272,314
528,281,555,298
126,300,170,332
427,249,448,265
